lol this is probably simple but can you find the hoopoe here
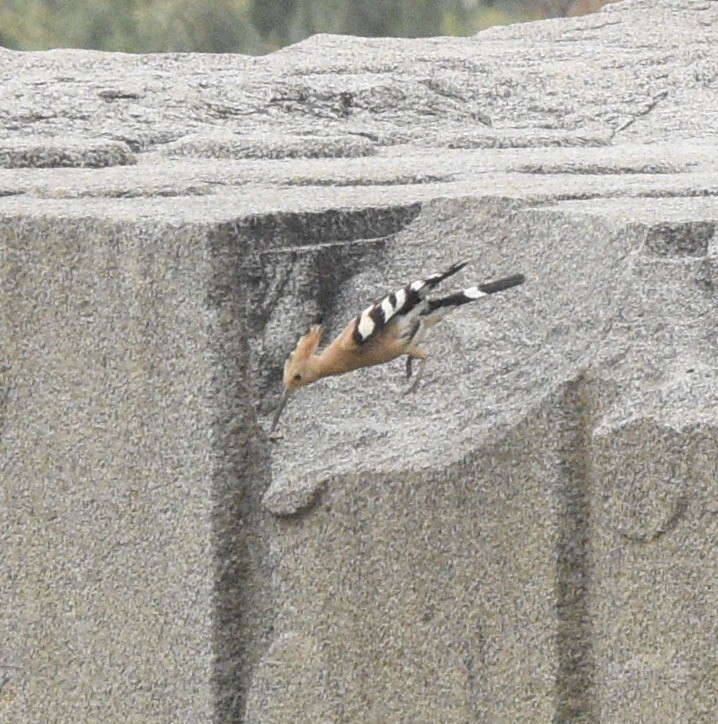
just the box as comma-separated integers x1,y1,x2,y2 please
270,261,525,434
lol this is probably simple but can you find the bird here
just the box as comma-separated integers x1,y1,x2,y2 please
269,260,525,435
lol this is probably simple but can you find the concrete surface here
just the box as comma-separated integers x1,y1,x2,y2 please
1,0,717,720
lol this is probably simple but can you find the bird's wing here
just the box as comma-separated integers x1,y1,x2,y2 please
347,261,468,347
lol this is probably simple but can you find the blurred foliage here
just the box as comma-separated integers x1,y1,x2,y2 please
0,0,618,54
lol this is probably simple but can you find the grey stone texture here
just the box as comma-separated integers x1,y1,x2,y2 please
1,0,717,720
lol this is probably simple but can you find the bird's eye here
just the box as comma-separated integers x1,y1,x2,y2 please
293,373,302,381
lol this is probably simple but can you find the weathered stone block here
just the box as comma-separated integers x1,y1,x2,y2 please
1,0,717,720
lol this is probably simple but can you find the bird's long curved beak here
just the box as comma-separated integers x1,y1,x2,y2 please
269,389,290,434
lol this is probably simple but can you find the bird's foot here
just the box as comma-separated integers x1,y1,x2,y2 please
402,381,421,396
402,362,425,395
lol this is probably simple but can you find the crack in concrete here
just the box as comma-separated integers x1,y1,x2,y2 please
613,90,670,136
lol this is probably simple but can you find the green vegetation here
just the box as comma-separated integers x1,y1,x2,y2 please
0,1,609,54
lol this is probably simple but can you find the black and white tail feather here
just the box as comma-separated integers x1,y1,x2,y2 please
422,273,526,324
351,261,525,347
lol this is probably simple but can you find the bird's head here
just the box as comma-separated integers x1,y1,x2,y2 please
270,324,323,434
282,324,323,392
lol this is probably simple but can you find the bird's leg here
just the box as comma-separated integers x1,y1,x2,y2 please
403,348,427,395
404,358,427,394
405,356,413,379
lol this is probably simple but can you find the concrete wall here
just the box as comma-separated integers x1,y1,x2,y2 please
1,0,717,720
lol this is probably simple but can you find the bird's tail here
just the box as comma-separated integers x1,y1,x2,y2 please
477,273,525,295
424,273,525,317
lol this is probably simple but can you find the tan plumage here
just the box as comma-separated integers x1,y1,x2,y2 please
270,262,524,435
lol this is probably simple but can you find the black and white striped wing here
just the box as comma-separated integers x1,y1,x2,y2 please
350,261,468,346
351,286,424,346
